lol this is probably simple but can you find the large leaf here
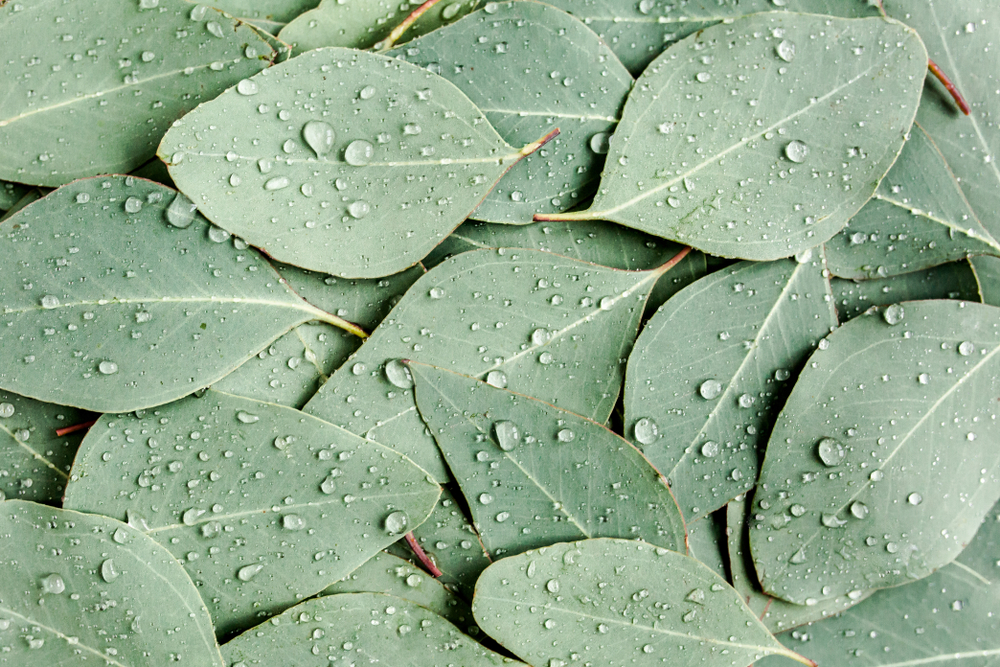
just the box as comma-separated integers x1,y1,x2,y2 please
624,255,837,520
410,362,686,558
222,593,522,666
0,390,89,505
472,538,812,667
159,46,540,278
0,176,362,413
826,122,1000,279
0,0,273,186
303,247,687,481
388,1,633,223
538,13,927,262
62,389,441,638
185,0,320,34
0,500,224,667
751,300,1000,605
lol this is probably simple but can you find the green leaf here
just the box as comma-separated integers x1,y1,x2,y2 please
409,362,687,558
222,592,522,666
0,181,30,211
955,496,1000,584
472,538,812,667
0,500,224,666
0,187,43,222
388,1,633,223
832,260,981,322
302,247,687,481
542,0,882,75
62,389,441,638
624,255,837,520
0,176,363,413
826,122,1000,279
971,256,1000,307
159,47,543,279
540,14,927,262
0,0,273,187
751,300,1000,605
726,496,873,634
687,511,729,581
184,0,320,34
0,391,89,505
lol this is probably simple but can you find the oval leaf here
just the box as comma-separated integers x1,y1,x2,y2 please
624,255,837,520
472,538,811,667
0,500,224,666
751,300,1000,605
540,14,927,262
0,0,273,186
62,389,441,638
0,176,361,413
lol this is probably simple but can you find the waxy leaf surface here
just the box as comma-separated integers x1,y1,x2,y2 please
63,390,441,638
751,300,1000,605
186,0,320,34
955,496,1000,585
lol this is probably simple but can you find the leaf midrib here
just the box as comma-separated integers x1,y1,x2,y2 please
0,422,68,480
183,150,523,168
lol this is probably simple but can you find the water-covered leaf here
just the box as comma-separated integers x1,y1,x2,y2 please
0,0,273,187
473,538,812,667
222,593,521,666
410,362,686,558
303,247,687,481
0,176,363,413
0,500,224,666
826,122,1000,279
389,1,632,223
540,14,927,262
62,389,441,638
751,300,1000,605
625,255,837,520
186,0,320,34
160,47,544,279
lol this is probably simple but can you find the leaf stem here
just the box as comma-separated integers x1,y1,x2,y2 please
519,127,561,158
377,0,447,52
928,59,971,115
532,208,589,222
304,304,369,339
404,532,444,577
654,245,692,276
55,419,97,438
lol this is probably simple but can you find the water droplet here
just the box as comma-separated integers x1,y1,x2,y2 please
588,132,610,154
124,197,143,214
794,248,813,264
344,140,374,166
478,493,494,505
264,176,290,191
206,20,224,37
208,225,231,243
384,511,409,535
822,513,847,528
138,0,158,8
883,304,905,325
738,393,755,408
886,542,899,554
165,193,198,228
695,72,711,83
236,411,259,424
441,2,462,19
958,341,975,356
98,360,118,375
320,473,338,495
403,123,421,135
428,286,445,299
530,328,550,346
700,441,719,458
347,200,371,219
638,0,655,14
485,370,507,388
183,508,206,525
75,192,91,204
907,492,922,506
817,437,845,466
495,511,510,522
556,429,575,443
775,39,796,62
790,504,806,517
546,579,560,593
789,547,807,564
774,368,791,381
405,573,422,587
698,379,723,399
493,420,519,451
918,373,930,385
538,352,554,365
784,140,809,163
237,563,265,581
236,79,258,96
302,121,335,157
40,295,60,309
359,85,376,100
850,501,869,519
0,403,13,419
40,573,65,595
282,514,305,530
682,609,698,623
633,418,658,445
510,190,524,202
100,559,119,583
384,359,413,388
686,588,705,604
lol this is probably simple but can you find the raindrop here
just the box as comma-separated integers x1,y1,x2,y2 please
958,341,975,356
774,368,791,381
531,328,550,346
207,226,231,243
556,429,575,443
478,493,494,505
0,403,13,419
538,352,554,365
183,508,206,525
784,140,809,163
907,492,922,506
384,359,413,388
682,610,698,623
495,511,510,522
40,295,60,309
206,21,224,37
789,504,806,517
138,0,158,8
737,393,755,408
98,360,118,375
546,579,560,593
822,513,847,528
789,547,807,564
700,441,719,457
237,563,265,581
264,177,290,191
320,474,338,495
124,197,143,214
165,193,198,228
775,39,796,62
236,411,259,424
698,379,723,399
633,418,658,445
816,437,845,467
494,420,519,451
588,132,610,154
403,123,422,135
883,304,905,325
485,370,507,388
359,85,376,100
850,501,869,519
428,287,445,299
301,121,336,157
344,140,374,166
685,588,706,604
282,514,306,530
637,0,655,14
599,296,615,310
347,200,371,219
441,2,462,19
236,79,259,96
40,573,65,595
695,72,711,83
384,511,409,535
75,193,91,204
100,559,119,583
917,373,930,385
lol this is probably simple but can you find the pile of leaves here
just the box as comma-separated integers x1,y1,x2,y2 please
0,0,997,664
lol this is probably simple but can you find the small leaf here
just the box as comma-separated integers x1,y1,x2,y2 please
0,0,273,186
972,256,1000,307
62,389,441,638
0,500,224,666
472,538,812,667
686,511,728,581
188,0,321,34
540,14,927,262
751,300,1000,605
0,176,362,413
409,362,686,557
624,255,837,520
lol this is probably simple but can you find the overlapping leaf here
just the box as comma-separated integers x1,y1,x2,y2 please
62,389,441,638
186,0,320,34
972,256,1000,307
0,181,29,211
751,300,1000,605
540,13,927,262
686,512,728,581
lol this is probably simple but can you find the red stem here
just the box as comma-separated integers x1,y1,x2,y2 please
55,419,97,437
404,532,444,577
928,59,971,116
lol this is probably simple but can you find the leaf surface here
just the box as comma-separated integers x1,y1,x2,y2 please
687,511,728,581
954,496,1000,584
972,256,1000,307
62,389,441,638
0,500,224,667
542,14,927,262
185,0,320,34
751,300,1000,605
0,181,29,211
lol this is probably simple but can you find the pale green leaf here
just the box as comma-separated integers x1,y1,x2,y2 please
160,47,537,279
472,538,811,667
971,256,1000,307
389,1,633,223
624,255,837,520
62,389,441,638
751,300,1000,605
0,500,224,667
184,0,320,34
410,362,686,558
0,0,273,186
0,176,361,413
954,496,1000,584
542,14,927,262
687,511,729,581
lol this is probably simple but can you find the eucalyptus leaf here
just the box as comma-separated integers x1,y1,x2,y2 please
0,500,224,667
389,0,633,223
0,187,43,222
751,300,1000,605
540,13,927,262
222,593,523,666
955,496,1000,584
624,255,837,520
184,0,320,34
160,47,544,279
303,247,686,481
0,0,274,186
826,122,1000,279
472,538,812,667
409,362,686,558
971,256,1000,307
687,511,729,581
0,176,362,413
130,156,176,188
0,181,29,211
62,389,441,638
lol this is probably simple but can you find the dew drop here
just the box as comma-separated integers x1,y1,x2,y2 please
40,573,65,595
850,501,869,519
822,513,847,528
282,514,305,530
633,418,658,445
124,197,143,214
883,304,905,325
384,359,413,388
817,437,845,467
588,132,610,154
359,85,376,100
428,287,445,299
207,225,231,243
302,121,336,157
485,370,507,388
100,559,119,583
0,404,13,419
347,200,371,219
183,508,206,525
236,411,259,424
789,504,806,517
958,341,975,356
556,429,575,443
264,176,290,191
98,360,119,375
165,193,198,228
784,140,809,163
775,39,796,62
700,441,719,457
478,493,494,505
237,563,265,581
40,295,60,309
698,379,723,399
384,511,409,535
236,79,259,96
403,123,422,135
493,420,519,451
907,492,922,506
344,140,374,166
